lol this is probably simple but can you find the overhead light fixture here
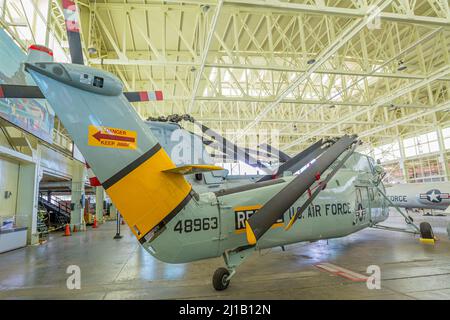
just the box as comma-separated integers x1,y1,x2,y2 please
388,104,399,111
201,5,210,13
88,47,97,55
307,58,316,65
397,60,407,71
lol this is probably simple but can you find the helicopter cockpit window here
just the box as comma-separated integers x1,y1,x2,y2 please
343,153,372,172
367,156,376,173
356,188,363,203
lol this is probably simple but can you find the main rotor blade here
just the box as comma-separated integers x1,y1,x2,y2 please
0,84,44,99
285,141,359,230
62,0,84,65
208,142,275,160
245,134,358,245
244,146,281,160
258,143,291,162
195,122,273,173
257,139,325,182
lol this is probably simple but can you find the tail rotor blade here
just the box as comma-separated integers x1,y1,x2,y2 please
0,85,163,103
124,91,163,102
62,0,84,65
0,85,44,99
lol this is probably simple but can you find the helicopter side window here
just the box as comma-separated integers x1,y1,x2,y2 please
349,153,372,172
356,188,362,203
93,76,104,88
369,188,375,201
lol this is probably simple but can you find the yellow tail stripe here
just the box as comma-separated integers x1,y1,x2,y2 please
105,147,191,240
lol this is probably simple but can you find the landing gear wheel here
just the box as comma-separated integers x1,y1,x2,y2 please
213,267,230,291
419,222,434,239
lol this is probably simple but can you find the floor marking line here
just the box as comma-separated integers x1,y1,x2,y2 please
315,263,368,282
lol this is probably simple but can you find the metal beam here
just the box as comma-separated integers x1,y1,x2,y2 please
90,1,450,27
284,65,450,150
188,0,223,113
359,100,450,138
234,0,394,141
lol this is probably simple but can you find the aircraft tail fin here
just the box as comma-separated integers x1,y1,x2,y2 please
26,62,192,243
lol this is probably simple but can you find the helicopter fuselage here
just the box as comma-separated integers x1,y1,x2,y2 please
144,165,389,264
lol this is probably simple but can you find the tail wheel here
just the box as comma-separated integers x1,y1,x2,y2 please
419,222,434,239
212,268,230,291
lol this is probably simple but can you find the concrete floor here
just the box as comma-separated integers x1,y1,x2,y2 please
1,211,450,300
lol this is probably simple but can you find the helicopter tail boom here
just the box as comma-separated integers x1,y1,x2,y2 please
25,62,192,243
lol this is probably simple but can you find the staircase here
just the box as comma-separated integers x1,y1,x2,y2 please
38,193,71,225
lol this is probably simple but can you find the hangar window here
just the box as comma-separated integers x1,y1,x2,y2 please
373,142,400,162
403,131,439,157
382,163,405,184
443,127,450,150
405,156,445,183
216,161,261,176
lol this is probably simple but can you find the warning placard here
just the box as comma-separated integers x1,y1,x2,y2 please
88,125,137,150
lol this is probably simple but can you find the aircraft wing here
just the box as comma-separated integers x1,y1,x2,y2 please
245,135,358,245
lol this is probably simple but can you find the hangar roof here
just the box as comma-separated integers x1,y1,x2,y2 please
1,0,449,154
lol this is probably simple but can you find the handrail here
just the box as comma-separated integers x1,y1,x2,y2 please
39,193,71,214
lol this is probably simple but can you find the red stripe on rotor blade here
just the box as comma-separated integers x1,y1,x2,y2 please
62,0,76,10
155,90,163,101
28,45,53,56
0,86,4,98
65,20,80,33
139,92,149,101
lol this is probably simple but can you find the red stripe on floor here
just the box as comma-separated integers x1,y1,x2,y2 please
315,263,368,282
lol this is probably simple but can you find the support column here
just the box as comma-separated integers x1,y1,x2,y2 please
437,126,449,181
15,159,42,245
95,186,105,223
109,203,118,220
398,138,408,183
70,160,86,230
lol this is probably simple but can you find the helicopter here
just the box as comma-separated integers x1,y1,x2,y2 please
386,181,450,212
0,0,436,291
10,61,434,290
